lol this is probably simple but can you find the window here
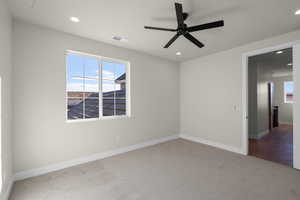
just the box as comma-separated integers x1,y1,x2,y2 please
284,81,294,103
66,51,129,121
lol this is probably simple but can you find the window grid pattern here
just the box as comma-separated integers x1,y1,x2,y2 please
284,81,294,104
66,52,127,121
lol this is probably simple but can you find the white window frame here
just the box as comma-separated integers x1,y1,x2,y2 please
284,81,294,104
65,50,131,122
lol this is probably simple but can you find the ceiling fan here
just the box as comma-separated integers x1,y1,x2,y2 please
144,2,224,48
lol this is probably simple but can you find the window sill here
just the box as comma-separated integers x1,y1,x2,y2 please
66,115,131,123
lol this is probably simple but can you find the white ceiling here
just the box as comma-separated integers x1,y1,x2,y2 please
250,48,293,77
8,0,300,62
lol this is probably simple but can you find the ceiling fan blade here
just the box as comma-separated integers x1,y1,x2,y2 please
164,33,180,48
144,26,177,32
187,20,224,32
184,33,204,48
175,3,184,27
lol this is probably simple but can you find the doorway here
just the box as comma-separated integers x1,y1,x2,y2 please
246,47,294,167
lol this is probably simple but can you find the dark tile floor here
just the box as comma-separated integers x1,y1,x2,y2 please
249,124,293,167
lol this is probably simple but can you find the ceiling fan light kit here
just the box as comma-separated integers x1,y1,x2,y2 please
144,3,224,48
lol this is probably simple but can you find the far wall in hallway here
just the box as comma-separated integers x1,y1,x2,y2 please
248,59,293,139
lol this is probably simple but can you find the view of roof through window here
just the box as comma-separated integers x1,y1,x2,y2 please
66,53,127,120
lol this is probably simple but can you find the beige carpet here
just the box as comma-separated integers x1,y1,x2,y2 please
9,139,300,200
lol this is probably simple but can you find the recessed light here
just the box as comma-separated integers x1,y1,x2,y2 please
112,36,122,41
70,17,80,23
295,9,300,15
121,38,128,42
287,63,293,66
276,50,283,54
176,52,181,56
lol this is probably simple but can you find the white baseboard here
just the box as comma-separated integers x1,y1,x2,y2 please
179,134,243,155
279,122,293,125
257,129,269,139
248,129,269,140
14,135,179,181
1,177,14,200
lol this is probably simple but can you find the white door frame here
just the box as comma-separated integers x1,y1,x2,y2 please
0,77,1,190
242,40,300,169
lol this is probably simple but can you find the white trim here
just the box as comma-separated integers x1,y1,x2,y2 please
248,129,269,140
257,130,269,139
242,40,300,158
279,121,293,125
293,43,300,170
242,40,300,58
1,177,13,200
0,78,2,191
242,52,249,155
66,115,130,123
180,134,243,155
66,50,129,65
14,135,179,181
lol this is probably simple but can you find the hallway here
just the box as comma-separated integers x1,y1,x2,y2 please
249,125,293,167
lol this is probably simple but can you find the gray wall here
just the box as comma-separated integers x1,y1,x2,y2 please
12,20,179,173
180,28,300,156
256,63,272,136
0,0,13,198
248,60,272,139
247,59,258,139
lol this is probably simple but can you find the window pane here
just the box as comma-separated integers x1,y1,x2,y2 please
85,92,99,99
84,57,99,118
67,54,84,77
67,98,84,120
102,61,115,80
67,54,84,93
115,63,126,82
115,67,126,115
115,99,126,115
115,89,126,99
115,89,126,115
84,79,99,98
67,53,85,120
102,80,114,116
103,98,114,116
84,97,99,119
101,62,127,116
115,75,125,91
67,91,83,98
102,80,115,94
84,57,99,78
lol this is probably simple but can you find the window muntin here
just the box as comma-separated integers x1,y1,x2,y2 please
284,81,294,104
66,52,128,121
102,61,126,116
